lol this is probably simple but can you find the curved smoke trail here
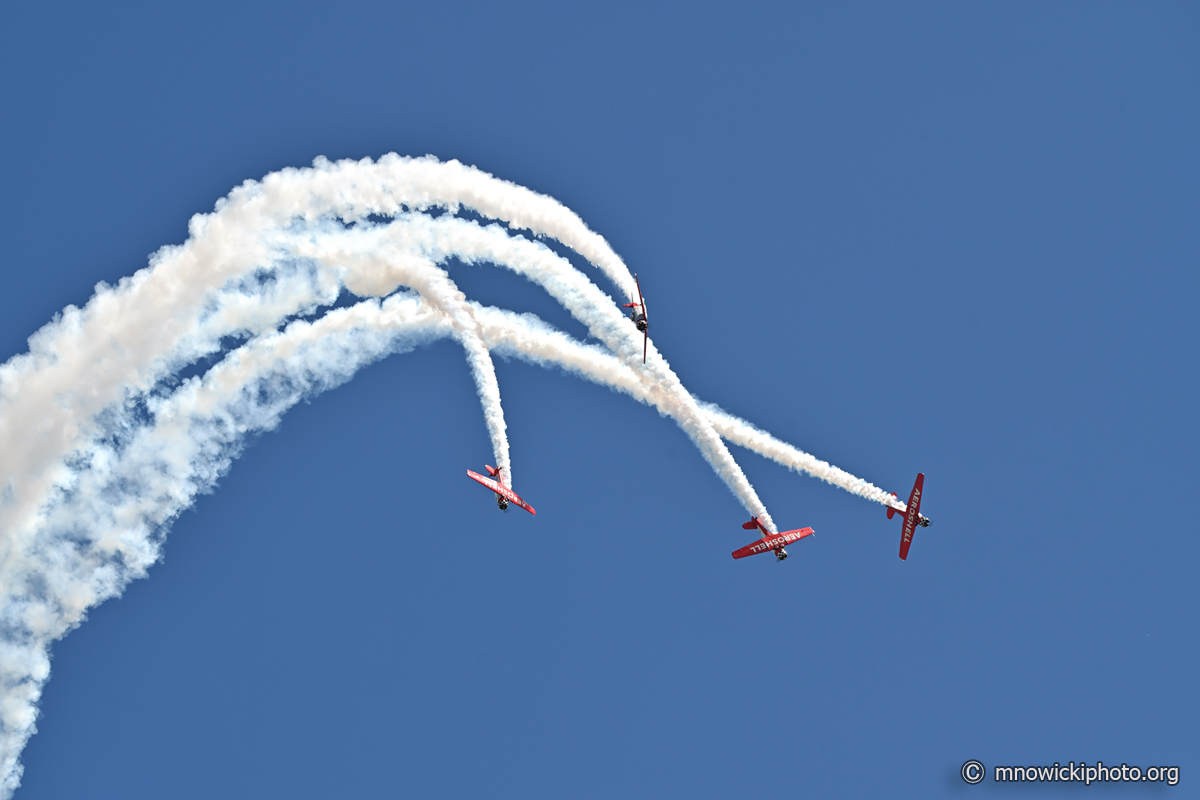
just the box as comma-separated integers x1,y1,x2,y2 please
468,306,901,508
0,155,899,795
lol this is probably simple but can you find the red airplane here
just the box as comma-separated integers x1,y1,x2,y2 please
467,465,536,514
732,516,814,562
621,273,649,363
887,473,930,560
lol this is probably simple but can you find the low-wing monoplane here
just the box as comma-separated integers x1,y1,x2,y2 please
621,273,649,363
731,516,814,562
466,465,536,514
887,472,930,560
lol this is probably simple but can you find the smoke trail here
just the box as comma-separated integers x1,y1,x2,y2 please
0,154,789,793
305,215,777,530
695,403,901,508
467,307,904,510
313,241,513,483
0,153,758,551
0,153,598,548
0,231,519,795
0,293,448,795
0,279,904,794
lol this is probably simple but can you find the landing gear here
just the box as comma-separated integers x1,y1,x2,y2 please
775,547,788,562
497,496,509,511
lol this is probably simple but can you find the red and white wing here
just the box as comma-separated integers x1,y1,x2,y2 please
785,527,815,543
467,469,502,493
636,275,648,362
732,536,778,559
466,470,536,515
898,473,924,560
504,489,536,515
731,519,812,559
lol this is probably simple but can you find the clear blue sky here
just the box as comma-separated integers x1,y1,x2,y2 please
1,2,1197,797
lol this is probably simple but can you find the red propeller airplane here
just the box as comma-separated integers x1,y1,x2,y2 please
621,273,649,363
466,465,536,514
887,473,930,560
732,516,814,562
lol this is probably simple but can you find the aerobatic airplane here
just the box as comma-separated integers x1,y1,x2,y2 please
466,465,536,514
732,516,814,562
888,473,930,560
621,273,649,363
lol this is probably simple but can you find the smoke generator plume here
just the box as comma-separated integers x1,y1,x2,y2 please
0,155,899,795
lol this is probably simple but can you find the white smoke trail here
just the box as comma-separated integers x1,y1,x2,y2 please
0,154,791,793
0,153,755,554
0,279,903,795
0,156,532,546
302,215,776,530
0,293,448,795
0,229,519,795
696,403,902,508
312,241,513,483
466,307,904,510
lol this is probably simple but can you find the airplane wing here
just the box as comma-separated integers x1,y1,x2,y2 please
732,518,813,558
504,491,536,515
467,469,502,493
898,473,924,560
466,470,537,515
732,538,778,559
639,278,648,364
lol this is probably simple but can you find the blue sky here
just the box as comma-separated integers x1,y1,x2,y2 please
1,2,1197,798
